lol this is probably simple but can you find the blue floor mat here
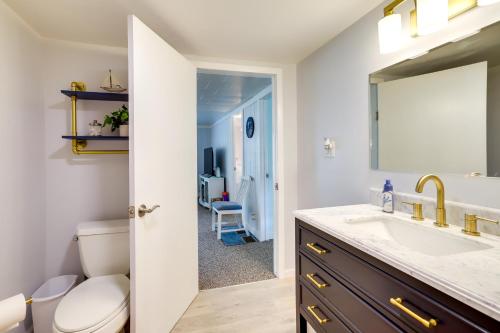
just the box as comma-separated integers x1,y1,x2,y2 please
220,227,257,246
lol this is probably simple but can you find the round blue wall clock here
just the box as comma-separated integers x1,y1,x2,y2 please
246,117,255,138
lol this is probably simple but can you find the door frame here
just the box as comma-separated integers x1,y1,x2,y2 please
193,60,285,278
259,96,274,241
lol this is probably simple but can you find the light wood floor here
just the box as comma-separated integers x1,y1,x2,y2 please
172,278,297,333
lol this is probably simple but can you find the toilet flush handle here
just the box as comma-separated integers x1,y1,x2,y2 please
138,204,160,217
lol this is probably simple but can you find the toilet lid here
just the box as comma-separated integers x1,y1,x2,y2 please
54,274,129,333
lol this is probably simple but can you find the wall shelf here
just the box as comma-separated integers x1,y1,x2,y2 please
62,135,128,141
61,90,128,102
61,81,129,155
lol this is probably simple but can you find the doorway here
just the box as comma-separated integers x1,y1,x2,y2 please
196,69,277,289
128,17,288,332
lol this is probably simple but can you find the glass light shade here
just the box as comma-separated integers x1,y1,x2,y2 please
417,0,448,35
378,14,402,54
478,0,500,5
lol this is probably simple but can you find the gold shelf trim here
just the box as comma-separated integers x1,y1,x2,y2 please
69,81,128,155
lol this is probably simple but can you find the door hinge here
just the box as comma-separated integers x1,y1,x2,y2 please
128,205,135,218
274,183,279,191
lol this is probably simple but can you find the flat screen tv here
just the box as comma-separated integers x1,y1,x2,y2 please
204,147,213,175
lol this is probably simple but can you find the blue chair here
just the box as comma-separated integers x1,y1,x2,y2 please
211,177,251,240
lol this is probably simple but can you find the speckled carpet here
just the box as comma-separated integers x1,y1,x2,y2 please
198,206,275,290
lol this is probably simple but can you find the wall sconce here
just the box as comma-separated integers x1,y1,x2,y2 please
378,0,485,54
324,138,336,158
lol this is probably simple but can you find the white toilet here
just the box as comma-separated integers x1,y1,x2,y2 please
53,219,130,333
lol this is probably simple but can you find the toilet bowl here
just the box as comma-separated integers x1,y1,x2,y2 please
53,275,129,333
53,220,130,333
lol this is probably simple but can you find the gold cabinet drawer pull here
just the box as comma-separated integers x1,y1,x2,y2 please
306,273,328,289
390,298,437,328
306,242,327,255
307,305,330,325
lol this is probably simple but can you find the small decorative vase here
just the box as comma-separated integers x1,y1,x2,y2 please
119,124,129,137
88,120,102,136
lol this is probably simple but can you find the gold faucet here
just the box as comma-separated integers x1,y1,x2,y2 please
415,175,448,227
462,214,499,236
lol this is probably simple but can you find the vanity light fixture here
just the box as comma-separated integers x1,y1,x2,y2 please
477,0,500,5
378,0,485,54
417,0,449,35
378,13,403,54
378,0,408,54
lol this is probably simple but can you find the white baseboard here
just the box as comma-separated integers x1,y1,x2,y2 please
277,268,295,279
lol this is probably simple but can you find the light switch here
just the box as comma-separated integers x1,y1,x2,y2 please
324,137,336,158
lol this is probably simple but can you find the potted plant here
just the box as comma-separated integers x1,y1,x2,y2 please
103,105,129,136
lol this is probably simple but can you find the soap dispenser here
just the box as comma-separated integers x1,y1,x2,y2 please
382,180,394,213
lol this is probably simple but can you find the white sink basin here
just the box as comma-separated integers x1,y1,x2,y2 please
346,216,492,256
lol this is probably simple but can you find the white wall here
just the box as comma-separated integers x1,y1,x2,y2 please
0,3,45,332
281,63,298,274
42,39,129,278
0,5,129,331
298,2,500,210
378,62,488,174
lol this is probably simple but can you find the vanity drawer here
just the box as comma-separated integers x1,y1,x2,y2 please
299,227,339,264
299,283,351,333
298,223,492,333
299,254,404,333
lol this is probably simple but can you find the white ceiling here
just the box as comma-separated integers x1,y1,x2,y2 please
197,72,271,126
4,0,385,63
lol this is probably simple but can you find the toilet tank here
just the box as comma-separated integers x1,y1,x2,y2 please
76,219,130,277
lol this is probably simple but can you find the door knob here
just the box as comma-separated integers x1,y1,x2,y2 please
138,204,160,217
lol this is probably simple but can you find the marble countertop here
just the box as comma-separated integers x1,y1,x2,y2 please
294,204,500,321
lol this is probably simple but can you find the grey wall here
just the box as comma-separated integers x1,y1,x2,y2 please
0,3,45,332
0,6,128,332
42,39,129,278
297,8,375,209
298,1,500,210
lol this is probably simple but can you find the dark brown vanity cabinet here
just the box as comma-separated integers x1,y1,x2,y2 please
295,219,500,333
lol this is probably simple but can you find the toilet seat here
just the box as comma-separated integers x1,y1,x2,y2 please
54,274,130,333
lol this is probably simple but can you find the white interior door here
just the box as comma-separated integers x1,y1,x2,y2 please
128,15,197,333
232,112,243,190
243,102,260,238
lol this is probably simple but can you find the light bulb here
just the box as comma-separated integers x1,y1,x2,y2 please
378,14,402,54
417,0,448,36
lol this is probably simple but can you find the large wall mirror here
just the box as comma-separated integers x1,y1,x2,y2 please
370,21,500,178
